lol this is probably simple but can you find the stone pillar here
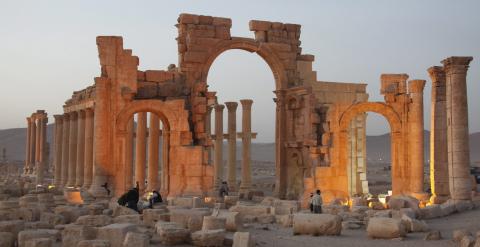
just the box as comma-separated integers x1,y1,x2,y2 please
83,109,94,189
239,99,253,192
36,116,47,185
205,106,213,163
61,114,70,187
441,56,474,201
225,102,238,191
28,117,36,174
147,114,160,191
274,91,287,198
67,112,78,187
53,115,64,187
428,66,449,204
25,117,32,174
75,111,86,187
135,112,147,192
213,104,225,189
408,79,426,196
124,117,134,189
161,129,170,195
35,118,41,173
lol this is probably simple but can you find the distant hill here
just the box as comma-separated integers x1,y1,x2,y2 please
1,126,479,164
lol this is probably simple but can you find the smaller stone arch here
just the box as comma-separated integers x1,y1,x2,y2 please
339,102,401,133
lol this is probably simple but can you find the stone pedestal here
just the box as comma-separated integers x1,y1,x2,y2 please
408,79,426,195
442,56,473,201
225,102,238,191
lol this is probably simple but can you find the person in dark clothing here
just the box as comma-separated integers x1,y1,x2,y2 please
309,192,314,213
219,181,229,198
117,182,140,212
101,182,110,196
149,190,163,208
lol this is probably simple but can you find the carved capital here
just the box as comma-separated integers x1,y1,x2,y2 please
441,56,473,75
427,66,446,84
408,79,426,93
224,101,238,111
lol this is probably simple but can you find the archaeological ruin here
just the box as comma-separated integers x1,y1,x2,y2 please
20,14,476,207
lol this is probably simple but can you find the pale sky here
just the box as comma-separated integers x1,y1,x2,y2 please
0,0,479,142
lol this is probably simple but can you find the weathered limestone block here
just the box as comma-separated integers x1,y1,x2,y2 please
215,211,242,232
62,224,96,247
323,205,350,215
367,217,406,239
86,204,105,215
191,229,225,247
292,213,342,236
272,200,300,215
97,223,137,247
401,215,428,232
229,205,271,218
420,205,443,219
0,201,19,210
460,235,475,247
113,215,142,225
77,240,110,247
24,221,53,230
0,232,14,247
123,232,149,247
25,238,53,247
170,197,203,208
224,196,239,208
54,206,89,223
453,229,472,242
455,200,474,213
75,215,113,227
155,221,190,246
111,205,138,218
19,194,38,207
40,212,66,226
17,207,41,222
142,208,168,227
257,214,276,224
232,232,255,247
276,214,293,227
440,200,456,216
424,230,442,240
373,210,392,218
18,229,60,247
202,216,226,230
0,220,25,239
387,196,420,211
170,208,211,231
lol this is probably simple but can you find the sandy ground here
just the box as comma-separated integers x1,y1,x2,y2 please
246,208,480,247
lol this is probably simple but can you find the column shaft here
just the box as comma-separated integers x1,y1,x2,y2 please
53,115,63,187
25,118,32,174
75,111,86,187
61,114,70,186
147,114,160,191
442,56,473,201
214,104,225,189
239,99,253,192
36,116,47,185
35,118,41,173
67,112,78,187
83,109,94,189
225,102,238,191
28,118,36,174
124,117,134,189
135,112,147,192
408,79,426,195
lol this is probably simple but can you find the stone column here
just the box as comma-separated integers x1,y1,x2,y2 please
428,66,449,204
35,118,41,173
25,117,32,174
135,112,147,192
67,112,78,187
36,116,47,185
239,99,253,192
213,104,225,189
53,115,64,187
75,111,86,187
441,56,474,201
28,117,36,174
124,117,134,189
408,79,426,196
205,106,213,163
147,114,160,191
61,114,70,187
161,129,170,195
83,109,94,189
225,102,238,191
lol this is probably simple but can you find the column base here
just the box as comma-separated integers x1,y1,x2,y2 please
410,192,430,201
429,194,449,204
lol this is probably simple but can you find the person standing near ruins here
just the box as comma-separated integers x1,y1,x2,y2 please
312,190,323,214
219,181,229,198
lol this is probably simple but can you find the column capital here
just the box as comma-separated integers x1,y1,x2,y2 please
408,79,426,93
77,110,86,119
427,66,446,83
53,114,64,122
26,117,32,123
214,104,225,112
441,56,473,75
240,99,253,108
225,101,238,111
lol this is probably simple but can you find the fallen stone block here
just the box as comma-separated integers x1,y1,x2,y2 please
0,232,14,247
420,204,443,219
86,204,105,215
25,238,53,247
215,211,242,232
0,220,25,239
455,200,474,213
292,213,342,236
453,229,472,243
229,205,271,218
191,229,225,247
123,232,149,247
18,229,60,247
54,206,89,223
271,200,300,215
460,235,475,247
77,240,110,247
111,205,138,218
113,215,142,225
224,196,239,208
202,216,226,230
232,232,255,247
40,212,66,226
366,217,406,239
424,230,442,240
142,208,168,227
155,221,190,245
75,215,113,227
170,208,211,231
275,214,293,227
257,214,275,224
440,200,456,216
62,224,96,247
17,207,41,222
97,223,138,247
24,221,53,230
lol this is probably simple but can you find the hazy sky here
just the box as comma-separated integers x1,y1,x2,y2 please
0,0,479,142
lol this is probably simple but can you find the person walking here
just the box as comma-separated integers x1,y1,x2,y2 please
312,189,323,214
219,181,229,197
309,192,314,212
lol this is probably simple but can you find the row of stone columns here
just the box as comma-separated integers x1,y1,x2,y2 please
53,109,95,189
428,56,473,203
211,99,256,194
24,110,48,185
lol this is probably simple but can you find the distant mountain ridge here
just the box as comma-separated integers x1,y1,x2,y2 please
1,126,479,163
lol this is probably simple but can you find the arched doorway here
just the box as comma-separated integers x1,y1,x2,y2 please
339,102,405,195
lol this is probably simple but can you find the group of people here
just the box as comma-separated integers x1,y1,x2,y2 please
117,181,163,213
309,189,323,214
